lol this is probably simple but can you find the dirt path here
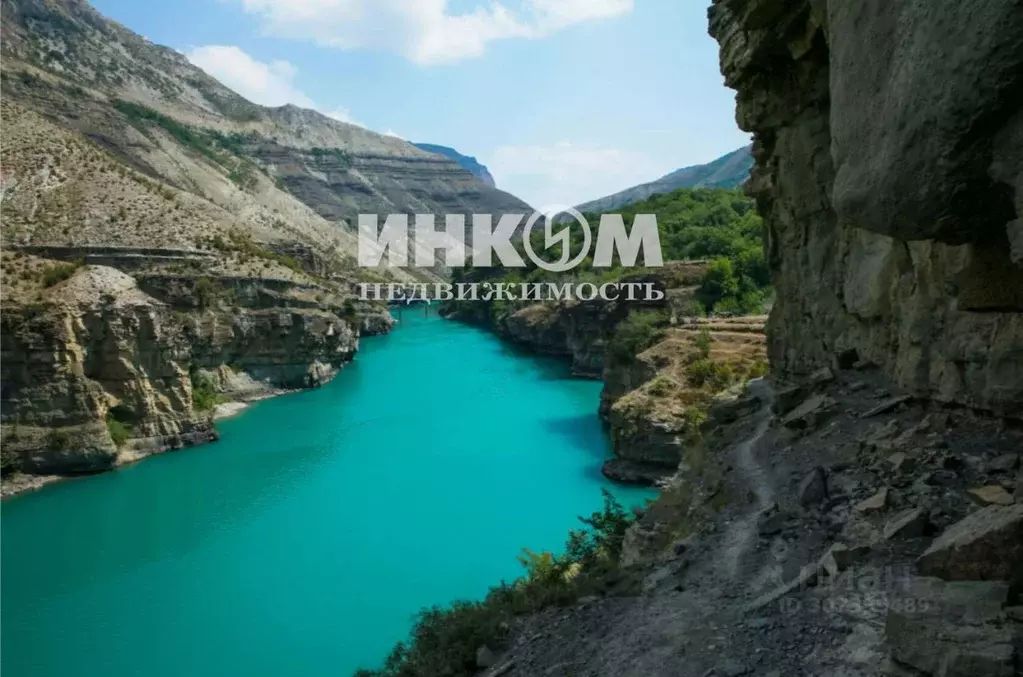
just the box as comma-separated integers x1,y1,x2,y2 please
720,379,776,582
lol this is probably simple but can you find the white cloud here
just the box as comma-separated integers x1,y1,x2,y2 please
233,0,634,65
185,45,364,126
487,141,661,208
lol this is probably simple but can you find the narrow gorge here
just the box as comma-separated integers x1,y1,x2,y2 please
1,0,1022,676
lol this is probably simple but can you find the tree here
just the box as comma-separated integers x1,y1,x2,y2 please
698,257,739,310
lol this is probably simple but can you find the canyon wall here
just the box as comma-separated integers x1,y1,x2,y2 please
710,0,1023,416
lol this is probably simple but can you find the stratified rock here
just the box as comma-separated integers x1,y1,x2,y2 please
708,0,1023,416
886,577,1015,677
917,504,1023,581
1,265,358,484
860,396,911,420
601,459,673,487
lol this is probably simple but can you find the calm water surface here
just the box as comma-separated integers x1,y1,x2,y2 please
1,311,652,676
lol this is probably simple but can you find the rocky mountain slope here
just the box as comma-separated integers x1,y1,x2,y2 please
574,145,753,215
0,0,532,495
413,143,498,189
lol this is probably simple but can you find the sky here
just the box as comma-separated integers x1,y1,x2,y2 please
92,0,750,208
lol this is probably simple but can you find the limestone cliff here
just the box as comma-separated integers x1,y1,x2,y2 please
709,0,1023,416
0,255,362,495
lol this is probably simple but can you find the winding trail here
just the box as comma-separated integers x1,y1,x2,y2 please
720,379,776,581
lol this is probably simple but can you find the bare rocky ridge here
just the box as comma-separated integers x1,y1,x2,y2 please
573,145,754,216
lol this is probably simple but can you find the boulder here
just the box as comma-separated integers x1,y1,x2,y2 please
967,485,1015,507
884,508,928,540
601,459,673,487
886,577,1015,677
758,508,799,538
797,466,829,507
782,394,836,430
854,488,889,514
917,504,1023,581
987,453,1020,474
476,645,496,670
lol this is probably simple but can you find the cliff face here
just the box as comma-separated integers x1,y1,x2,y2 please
445,262,767,486
709,0,1023,416
0,260,360,493
412,143,499,189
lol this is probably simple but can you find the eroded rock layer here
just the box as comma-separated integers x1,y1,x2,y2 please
710,0,1023,416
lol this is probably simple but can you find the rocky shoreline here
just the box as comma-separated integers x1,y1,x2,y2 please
442,272,768,488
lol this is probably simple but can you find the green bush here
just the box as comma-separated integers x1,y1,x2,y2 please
39,259,84,287
695,327,712,358
609,310,667,362
106,417,131,447
195,277,216,308
356,491,633,677
445,187,771,322
646,376,675,397
686,358,737,391
190,370,224,412
748,359,769,379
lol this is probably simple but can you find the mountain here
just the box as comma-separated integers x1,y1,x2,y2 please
575,145,753,214
413,143,497,188
0,0,530,242
0,0,532,491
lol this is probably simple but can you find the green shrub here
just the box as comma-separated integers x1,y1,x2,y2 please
357,491,633,677
646,376,674,397
190,370,224,412
106,417,131,447
686,358,737,391
681,407,709,445
695,327,712,358
609,310,667,362
748,359,769,379
195,277,216,308
40,259,84,287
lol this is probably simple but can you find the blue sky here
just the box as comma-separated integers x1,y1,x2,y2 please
92,0,749,207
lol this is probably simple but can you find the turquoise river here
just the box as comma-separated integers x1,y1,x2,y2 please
1,311,652,676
